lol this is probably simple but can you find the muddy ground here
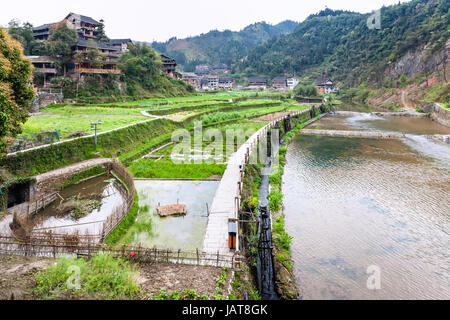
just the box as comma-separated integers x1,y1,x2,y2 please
0,255,54,300
137,263,224,298
0,255,225,300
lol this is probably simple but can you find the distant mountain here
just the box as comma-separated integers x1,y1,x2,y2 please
150,20,299,72
238,0,450,87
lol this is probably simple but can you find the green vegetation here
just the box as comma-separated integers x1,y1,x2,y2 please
0,28,34,156
1,118,179,177
240,0,449,88
34,253,141,300
294,83,319,97
423,83,450,104
20,114,146,139
129,160,226,179
151,289,209,300
105,193,139,245
151,21,298,71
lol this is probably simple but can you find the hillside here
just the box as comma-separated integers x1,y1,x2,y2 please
238,0,449,89
150,20,298,71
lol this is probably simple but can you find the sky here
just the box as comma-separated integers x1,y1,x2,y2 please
1,0,408,42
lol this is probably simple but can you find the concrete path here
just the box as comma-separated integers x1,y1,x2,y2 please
202,110,309,255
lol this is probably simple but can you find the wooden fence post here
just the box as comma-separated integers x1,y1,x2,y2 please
196,248,199,265
216,251,219,267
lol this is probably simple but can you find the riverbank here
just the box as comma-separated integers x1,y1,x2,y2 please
268,113,324,299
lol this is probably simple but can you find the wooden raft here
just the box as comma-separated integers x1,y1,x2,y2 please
157,203,187,217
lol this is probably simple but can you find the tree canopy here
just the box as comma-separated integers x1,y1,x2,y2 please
0,28,34,156
47,23,78,74
238,0,450,88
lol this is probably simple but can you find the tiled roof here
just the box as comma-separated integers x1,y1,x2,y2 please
32,23,55,31
66,13,100,25
75,38,119,51
110,39,132,45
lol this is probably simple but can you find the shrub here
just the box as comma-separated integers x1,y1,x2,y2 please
268,190,283,212
34,253,141,300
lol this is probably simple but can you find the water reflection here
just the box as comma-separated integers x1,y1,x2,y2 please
128,180,219,250
283,134,450,300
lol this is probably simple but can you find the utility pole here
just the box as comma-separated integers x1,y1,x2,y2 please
90,120,102,153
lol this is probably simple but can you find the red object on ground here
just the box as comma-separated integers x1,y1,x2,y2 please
130,252,136,257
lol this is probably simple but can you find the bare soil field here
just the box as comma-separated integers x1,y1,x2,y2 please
0,255,54,300
0,254,223,300
137,262,223,298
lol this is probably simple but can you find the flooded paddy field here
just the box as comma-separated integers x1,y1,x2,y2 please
122,180,220,250
0,175,126,238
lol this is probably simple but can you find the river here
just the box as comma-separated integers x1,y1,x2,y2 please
283,112,450,299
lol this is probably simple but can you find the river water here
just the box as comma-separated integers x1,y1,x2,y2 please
283,112,450,299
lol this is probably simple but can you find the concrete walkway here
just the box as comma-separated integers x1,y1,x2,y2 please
202,109,309,255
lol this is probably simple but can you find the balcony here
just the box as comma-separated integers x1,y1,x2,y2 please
34,68,58,74
75,67,121,75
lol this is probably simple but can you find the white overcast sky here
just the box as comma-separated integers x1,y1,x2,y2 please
1,0,408,42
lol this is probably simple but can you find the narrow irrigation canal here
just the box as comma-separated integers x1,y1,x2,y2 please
257,162,279,300
283,110,450,299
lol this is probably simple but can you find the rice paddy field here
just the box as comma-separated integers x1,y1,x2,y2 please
19,92,306,142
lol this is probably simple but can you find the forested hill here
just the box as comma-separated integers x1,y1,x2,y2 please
150,20,298,71
238,0,449,87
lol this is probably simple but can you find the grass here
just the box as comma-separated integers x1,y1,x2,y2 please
61,166,105,189
105,193,139,246
129,159,226,179
34,253,141,300
41,105,146,115
20,114,147,139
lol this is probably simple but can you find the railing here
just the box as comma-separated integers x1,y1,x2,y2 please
75,67,121,75
0,236,243,269
34,68,58,74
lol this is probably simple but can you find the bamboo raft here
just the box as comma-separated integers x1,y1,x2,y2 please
157,203,187,217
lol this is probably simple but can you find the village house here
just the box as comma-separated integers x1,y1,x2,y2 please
181,72,201,88
27,56,57,87
218,76,234,90
248,77,267,90
287,77,300,90
30,13,181,83
200,76,219,90
211,64,230,74
161,54,181,79
315,78,337,94
109,39,132,52
272,77,288,90
195,65,211,76
69,38,121,77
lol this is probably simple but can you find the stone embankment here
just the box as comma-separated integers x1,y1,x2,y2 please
300,129,406,139
335,111,428,118
421,103,450,127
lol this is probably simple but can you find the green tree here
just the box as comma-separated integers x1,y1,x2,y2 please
96,19,109,43
7,20,36,56
46,23,77,75
119,43,162,92
0,28,35,156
